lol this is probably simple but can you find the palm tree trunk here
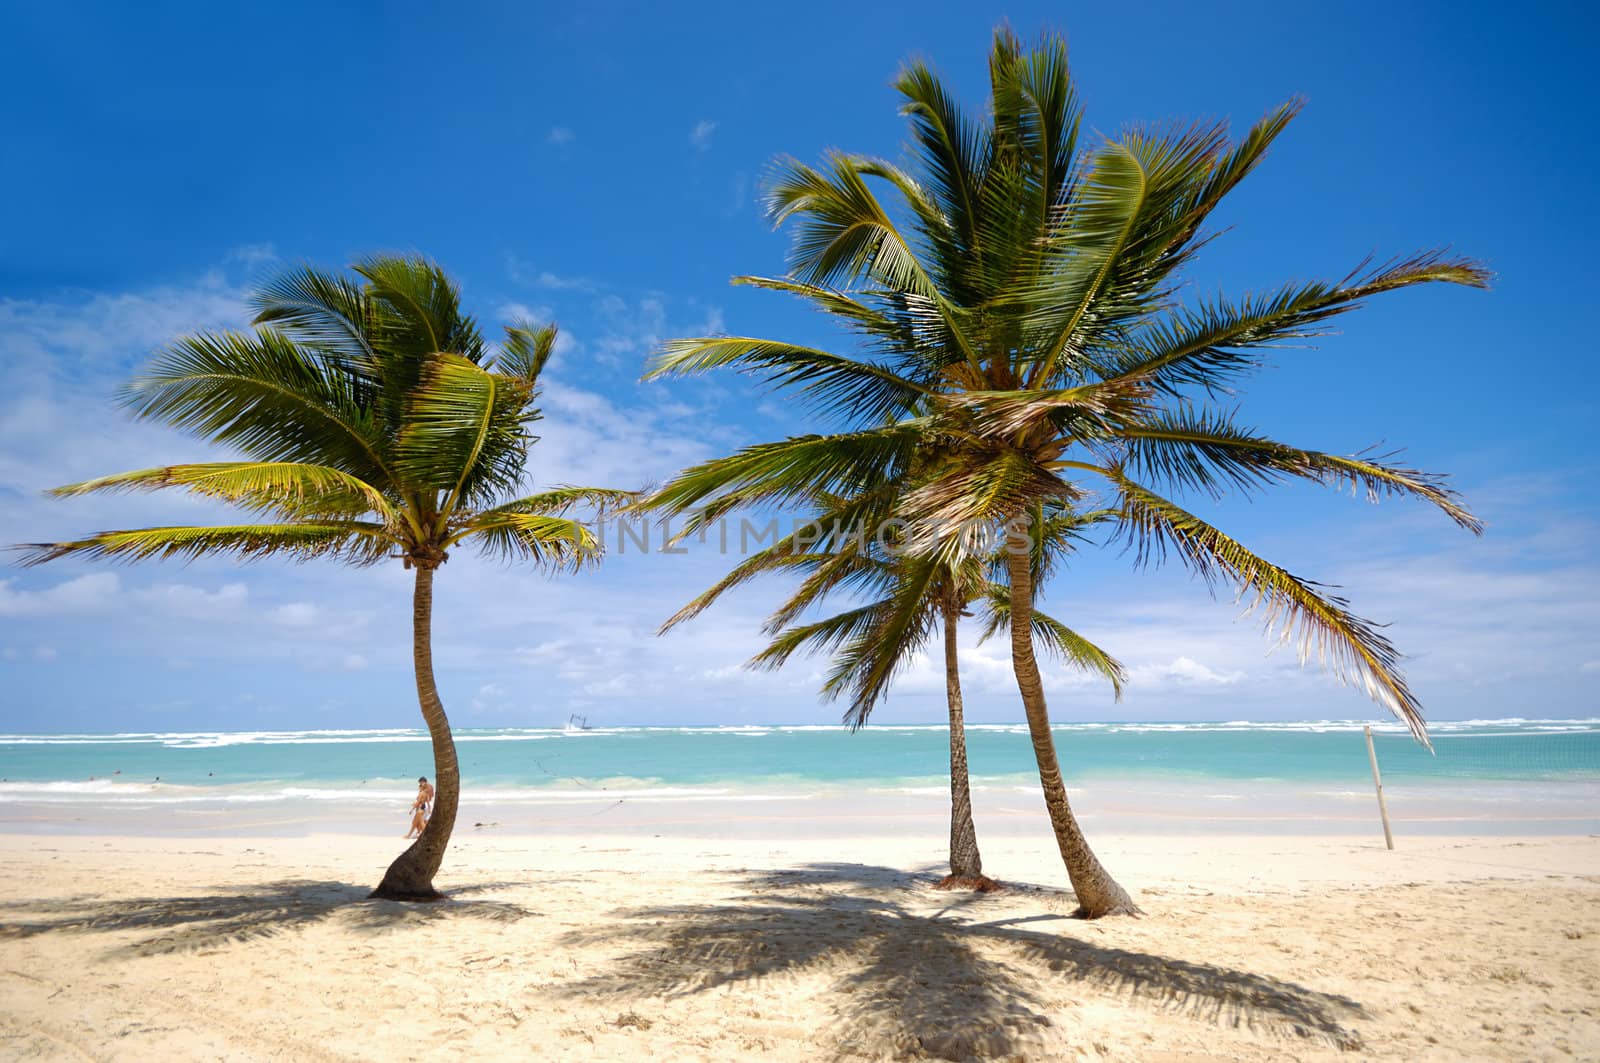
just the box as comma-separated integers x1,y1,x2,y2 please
371,563,460,901
939,597,989,887
1004,536,1138,917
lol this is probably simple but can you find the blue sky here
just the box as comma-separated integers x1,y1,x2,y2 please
1,1,1595,732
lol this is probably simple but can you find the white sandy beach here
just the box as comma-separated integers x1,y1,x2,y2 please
1,829,1596,1061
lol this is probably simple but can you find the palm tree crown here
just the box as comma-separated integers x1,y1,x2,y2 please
644,28,1486,740
22,255,620,574
641,28,1485,915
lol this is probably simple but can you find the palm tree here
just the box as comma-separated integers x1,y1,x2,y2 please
763,501,1125,891
16,256,629,900
661,493,1122,889
641,29,1486,915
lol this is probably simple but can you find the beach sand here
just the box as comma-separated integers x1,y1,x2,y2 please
1,829,1596,1061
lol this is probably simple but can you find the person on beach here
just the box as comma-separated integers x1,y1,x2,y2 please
404,776,434,838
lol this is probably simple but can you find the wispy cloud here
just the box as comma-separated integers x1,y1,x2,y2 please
1129,656,1246,687
504,254,597,294
689,119,718,150
224,243,278,269
5,260,1592,731
723,170,751,217
547,126,575,146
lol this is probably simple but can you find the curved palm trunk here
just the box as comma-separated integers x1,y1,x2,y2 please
937,598,996,891
1004,539,1138,917
371,563,460,901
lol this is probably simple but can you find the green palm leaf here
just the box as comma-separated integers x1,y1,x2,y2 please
250,265,377,368
1118,407,1482,530
977,588,1125,698
1104,252,1491,394
14,522,393,567
50,461,405,525
454,512,600,569
645,336,931,424
498,321,558,382
645,421,928,517
395,355,534,510
120,329,388,478
1109,470,1430,741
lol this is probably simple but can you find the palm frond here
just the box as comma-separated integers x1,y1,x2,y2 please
766,151,942,298
1109,470,1430,741
761,539,900,634
119,329,388,478
901,446,1077,534
1106,251,1491,394
396,355,534,509
658,549,819,634
1023,122,1237,385
455,512,600,569
833,553,945,729
748,601,889,672
645,421,927,517
646,335,931,424
249,265,376,368
355,254,486,364
50,462,402,525
1119,407,1483,531
893,54,988,280
658,485,902,633
499,321,559,382
481,486,638,518
946,376,1153,438
13,522,394,567
977,587,1124,698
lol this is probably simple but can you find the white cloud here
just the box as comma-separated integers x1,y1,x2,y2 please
133,581,249,620
514,639,572,661
0,642,57,664
0,573,121,616
536,271,591,291
5,257,1591,731
472,682,506,706
1129,656,1246,687
531,379,712,491
498,301,545,322
690,120,718,150
503,255,597,295
225,243,278,268
547,126,575,146
270,602,320,627
723,171,750,217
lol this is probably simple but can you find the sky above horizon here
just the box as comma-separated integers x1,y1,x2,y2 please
2,1,1595,733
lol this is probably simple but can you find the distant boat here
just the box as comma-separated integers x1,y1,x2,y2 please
564,714,591,733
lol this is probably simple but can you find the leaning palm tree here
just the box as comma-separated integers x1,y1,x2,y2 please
642,29,1485,915
661,490,1122,889
16,256,629,900
753,500,1125,890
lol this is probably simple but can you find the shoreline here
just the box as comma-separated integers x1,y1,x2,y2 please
3,774,1596,838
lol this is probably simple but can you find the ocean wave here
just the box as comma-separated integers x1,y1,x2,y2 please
3,717,1595,747
0,779,824,807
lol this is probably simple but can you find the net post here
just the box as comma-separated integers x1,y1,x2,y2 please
1364,724,1395,851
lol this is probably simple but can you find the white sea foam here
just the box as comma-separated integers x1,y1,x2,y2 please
3,717,1595,748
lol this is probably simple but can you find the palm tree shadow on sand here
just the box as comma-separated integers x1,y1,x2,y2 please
0,879,536,959
557,862,1366,1059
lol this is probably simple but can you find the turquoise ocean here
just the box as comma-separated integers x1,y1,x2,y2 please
1,718,1595,836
